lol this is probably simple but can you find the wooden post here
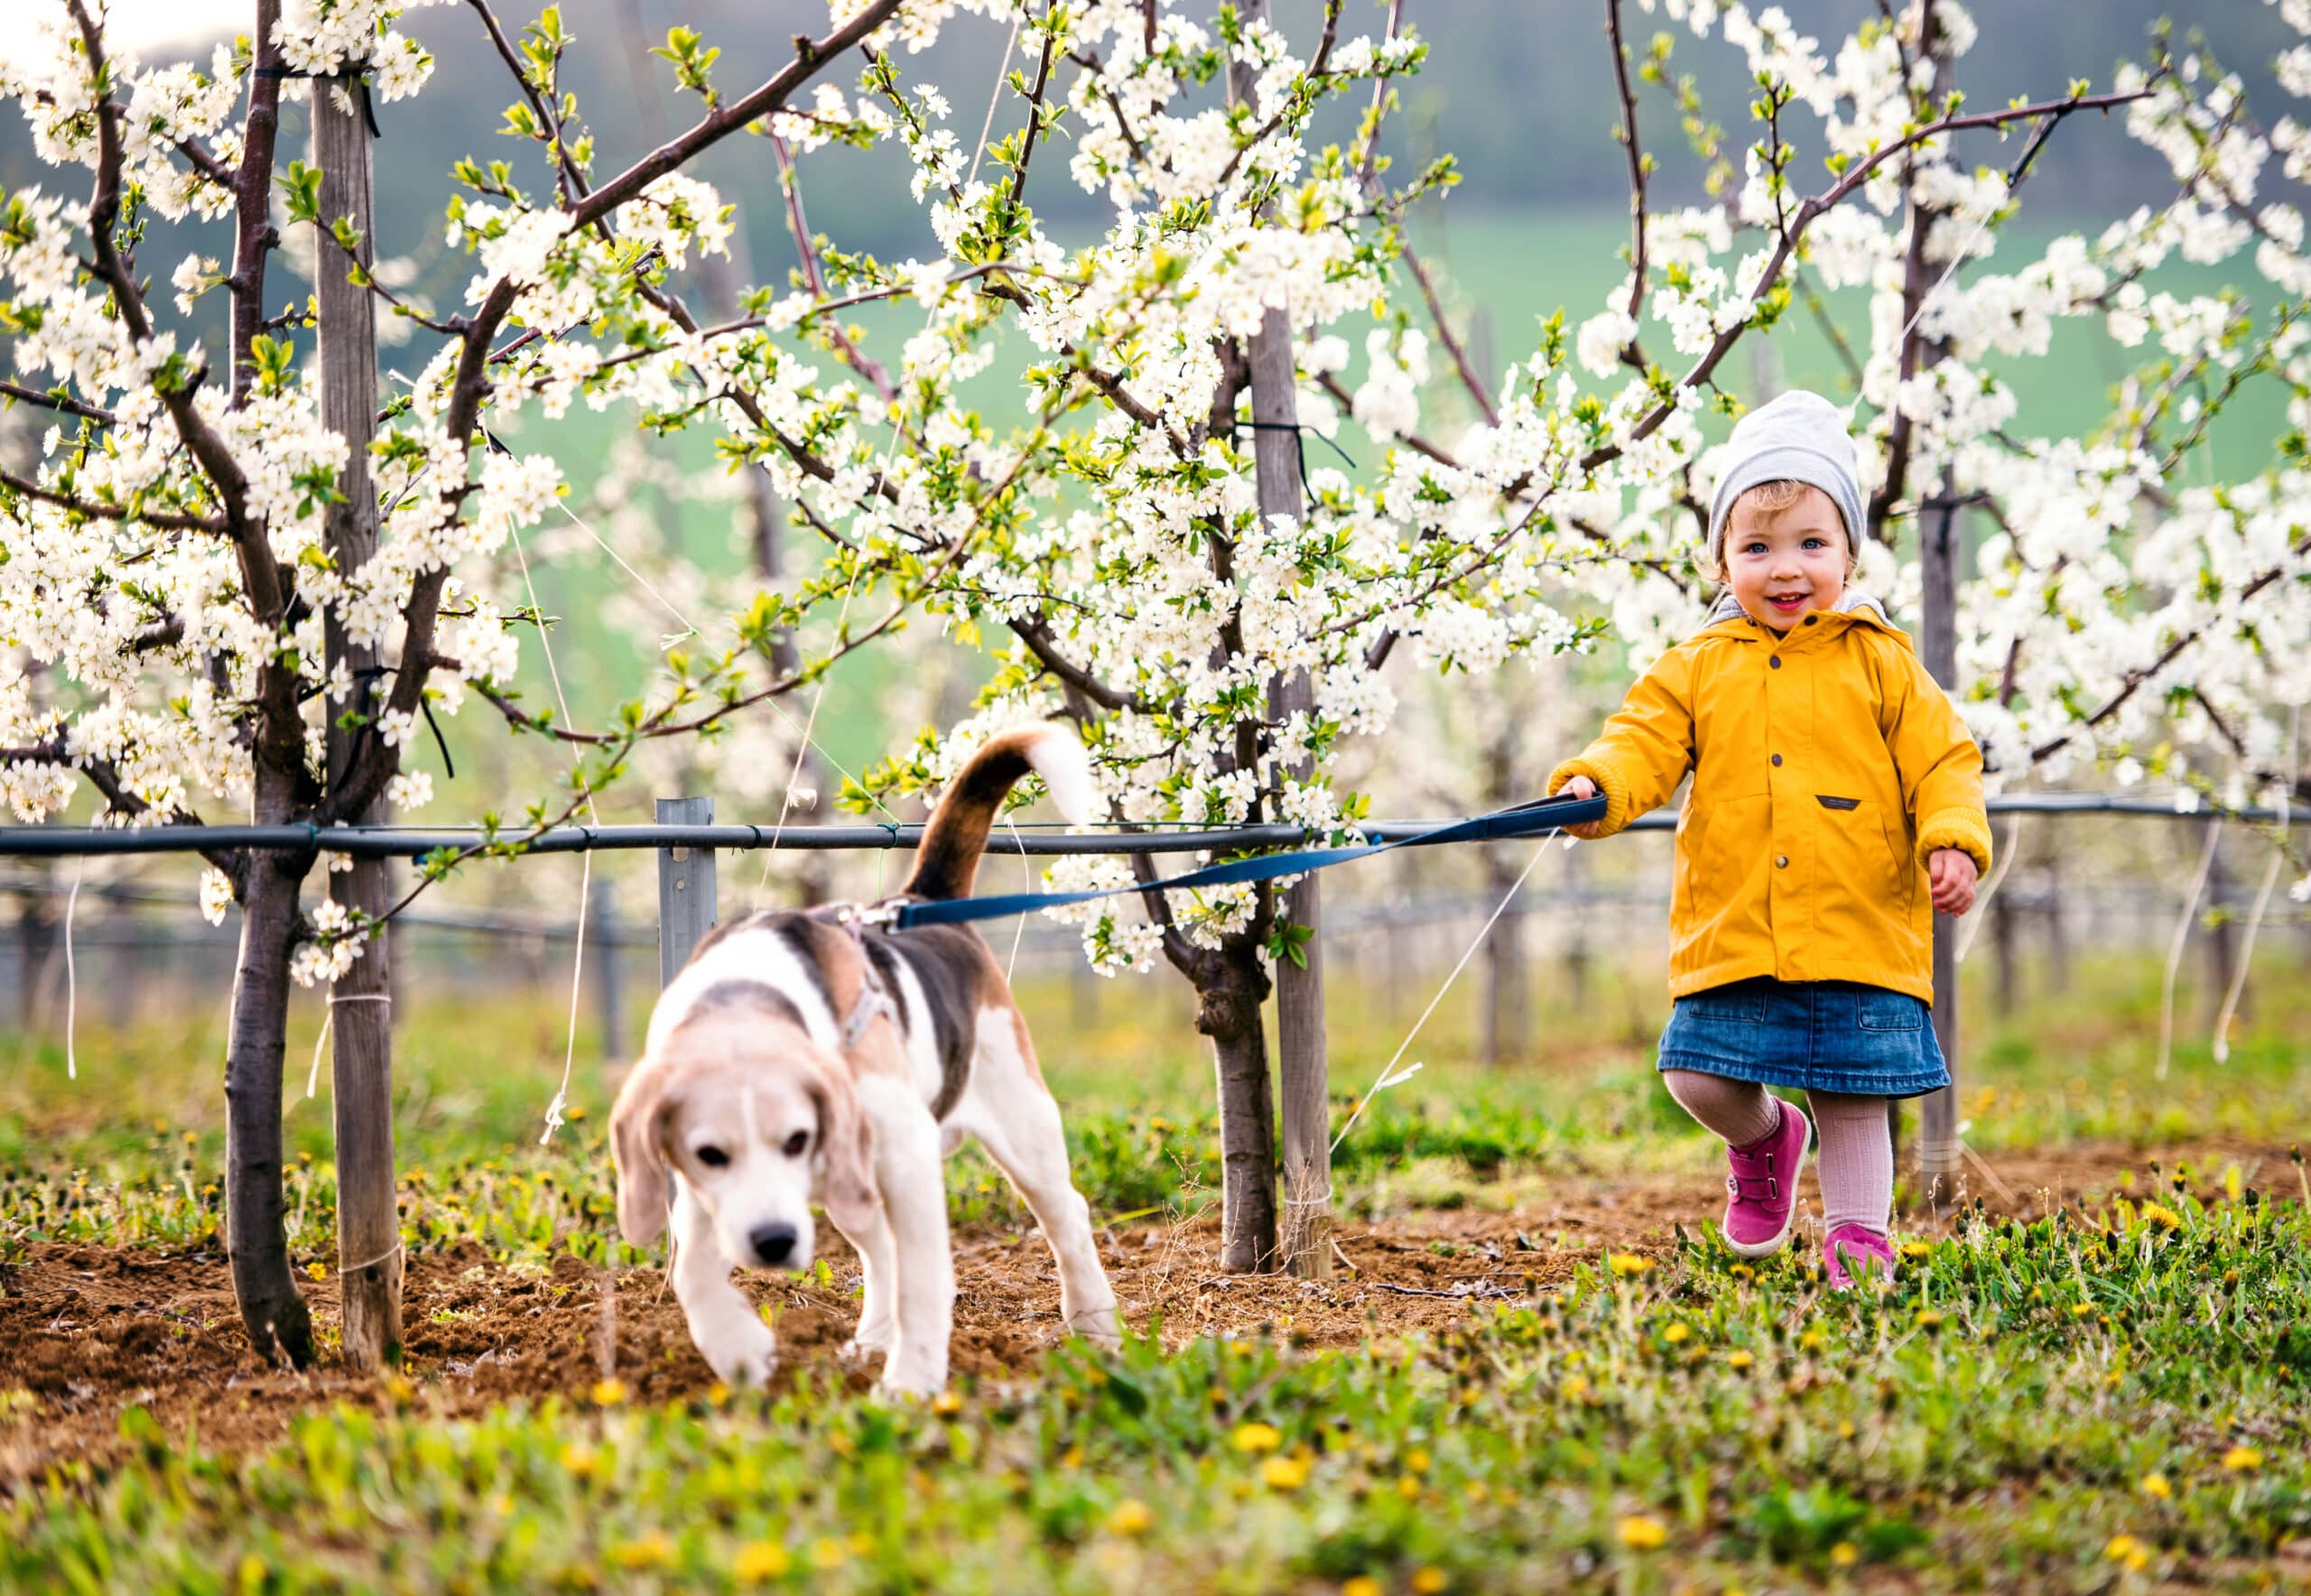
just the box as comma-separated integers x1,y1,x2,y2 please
315,69,400,1369
1233,0,1328,1279
592,877,625,1060
657,797,718,987
1918,487,1962,1216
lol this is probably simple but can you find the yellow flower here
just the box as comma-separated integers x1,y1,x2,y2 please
1411,1569,1449,1595
809,1537,848,1571
2104,1534,2150,1571
1914,1309,1944,1330
1106,1499,1153,1537
1901,1239,1934,1259
1829,1542,1859,1567
1662,1322,1691,1344
1608,1253,1653,1277
933,1390,963,1416
1405,1445,1432,1474
1342,1580,1383,1596
734,1542,791,1583
2138,1202,2183,1233
1561,1374,1592,1399
2071,1303,2095,1319
306,1262,329,1281
610,1532,674,1571
706,1381,732,1408
1231,1421,1283,1453
558,1443,599,1479
1260,1453,1312,1491
1060,1445,1083,1469
382,1374,415,1406
2223,1446,2263,1472
2139,1472,2172,1499
1617,1515,1667,1550
1724,1350,1755,1369
1396,1473,1423,1500
1799,1328,1827,1351
590,1378,627,1407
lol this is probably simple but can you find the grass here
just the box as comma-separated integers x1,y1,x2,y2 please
1,945,2307,1590
5,1183,2307,1591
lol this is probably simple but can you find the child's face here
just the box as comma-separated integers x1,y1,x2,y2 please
1721,486,1850,632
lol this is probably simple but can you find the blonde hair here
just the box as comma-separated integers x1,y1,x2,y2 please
1712,478,1858,580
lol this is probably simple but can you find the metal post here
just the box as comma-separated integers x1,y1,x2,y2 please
657,797,718,988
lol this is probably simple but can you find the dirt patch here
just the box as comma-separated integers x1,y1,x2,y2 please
0,1138,2290,1488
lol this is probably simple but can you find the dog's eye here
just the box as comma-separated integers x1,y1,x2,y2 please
695,1146,729,1168
783,1129,810,1158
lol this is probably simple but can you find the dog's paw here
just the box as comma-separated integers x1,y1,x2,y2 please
698,1316,779,1389
874,1350,948,1402
838,1326,893,1367
1065,1306,1124,1351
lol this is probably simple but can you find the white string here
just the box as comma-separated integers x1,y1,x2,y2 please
1330,831,1557,1155
337,1236,404,1276
506,510,599,1144
1004,812,1028,982
2212,705,2299,1062
1893,198,2000,353
1953,812,2024,964
2157,818,2223,1082
307,992,394,1099
553,500,698,645
62,856,82,1081
966,4,1021,182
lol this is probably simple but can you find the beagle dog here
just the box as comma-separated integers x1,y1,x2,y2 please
610,723,1122,1397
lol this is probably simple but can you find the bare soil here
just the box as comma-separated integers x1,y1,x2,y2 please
0,1139,2293,1489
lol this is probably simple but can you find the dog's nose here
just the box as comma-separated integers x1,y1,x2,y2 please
748,1222,798,1267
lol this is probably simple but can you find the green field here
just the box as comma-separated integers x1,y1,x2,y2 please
2,941,2306,1591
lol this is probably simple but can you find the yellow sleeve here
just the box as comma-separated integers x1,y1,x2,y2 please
1546,648,1696,839
1882,645,1992,875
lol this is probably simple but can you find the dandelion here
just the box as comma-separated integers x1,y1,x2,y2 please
1231,1422,1283,1453
1405,1446,1432,1474
1260,1453,1312,1490
2104,1534,2150,1571
1901,1239,1934,1259
1663,1322,1691,1344
734,1542,791,1583
306,1262,329,1281
933,1390,963,1415
808,1538,849,1570
1725,1350,1755,1369
1915,1308,1945,1331
610,1532,674,1571
1829,1542,1859,1567
1342,1580,1383,1596
2140,1472,2173,1499
2222,1446,2263,1471
1411,1570,1449,1594
590,1378,627,1406
2138,1202,2184,1233
1616,1515,1667,1550
1608,1253,1653,1276
558,1443,599,1479
1106,1499,1153,1536
2071,1303,2096,1319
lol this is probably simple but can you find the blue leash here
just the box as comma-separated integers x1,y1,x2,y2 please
890,792,1607,931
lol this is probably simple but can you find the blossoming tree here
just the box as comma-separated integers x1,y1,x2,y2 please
6,0,2311,1359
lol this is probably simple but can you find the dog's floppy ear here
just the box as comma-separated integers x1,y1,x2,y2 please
808,1063,880,1234
609,1052,679,1247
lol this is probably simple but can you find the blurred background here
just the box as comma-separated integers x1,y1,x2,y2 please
3,1,2306,1155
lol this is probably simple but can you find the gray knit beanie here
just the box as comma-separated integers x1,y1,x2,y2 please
1705,389,1865,570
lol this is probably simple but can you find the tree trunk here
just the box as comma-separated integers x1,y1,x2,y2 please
1197,946,1276,1274
225,838,316,1366
2204,840,2236,1029
1482,846,1528,1066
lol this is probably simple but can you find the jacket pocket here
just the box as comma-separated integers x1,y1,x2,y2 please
1683,981,1767,1023
1812,796,1907,914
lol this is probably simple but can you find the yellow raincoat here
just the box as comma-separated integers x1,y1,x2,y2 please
1548,603,1991,1003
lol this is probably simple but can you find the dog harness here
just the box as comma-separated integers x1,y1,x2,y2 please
831,904,900,1055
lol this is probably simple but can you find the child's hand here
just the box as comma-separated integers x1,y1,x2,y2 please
1555,775,1602,839
1928,849,1979,916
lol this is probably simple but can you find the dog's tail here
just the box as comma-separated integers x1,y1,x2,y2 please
903,722,1094,903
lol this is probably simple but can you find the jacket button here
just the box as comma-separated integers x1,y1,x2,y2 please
1769,656,1783,670
1804,614,1819,626
1771,754,1782,766
1777,855,1789,868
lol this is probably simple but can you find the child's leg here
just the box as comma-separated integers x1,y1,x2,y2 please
1805,1089,1893,1236
1664,1069,1781,1147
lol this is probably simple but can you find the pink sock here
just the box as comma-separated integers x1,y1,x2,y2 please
1805,1090,1892,1235
1664,1070,1781,1148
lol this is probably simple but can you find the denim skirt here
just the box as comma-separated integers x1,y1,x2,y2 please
1656,977,1951,1098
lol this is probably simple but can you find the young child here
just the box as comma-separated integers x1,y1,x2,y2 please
1550,389,1991,1286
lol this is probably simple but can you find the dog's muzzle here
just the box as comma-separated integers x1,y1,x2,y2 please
747,1221,799,1267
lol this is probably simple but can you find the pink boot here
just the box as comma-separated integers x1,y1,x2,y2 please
1721,1098,1809,1258
1824,1223,1896,1288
